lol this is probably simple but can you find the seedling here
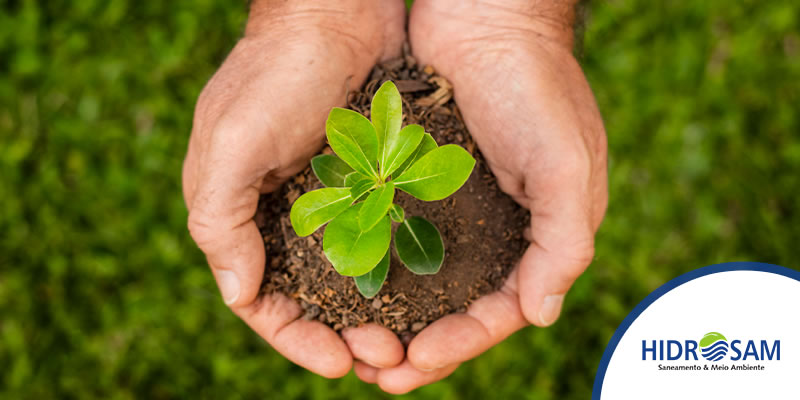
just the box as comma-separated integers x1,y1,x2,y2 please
290,81,475,298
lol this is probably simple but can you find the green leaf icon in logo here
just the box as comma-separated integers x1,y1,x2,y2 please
700,332,729,362
699,332,727,347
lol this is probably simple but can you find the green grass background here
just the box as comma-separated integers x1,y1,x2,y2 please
1,0,798,398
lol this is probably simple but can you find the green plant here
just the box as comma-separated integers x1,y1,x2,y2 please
289,81,475,297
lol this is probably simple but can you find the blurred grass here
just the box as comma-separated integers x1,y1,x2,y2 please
1,0,798,398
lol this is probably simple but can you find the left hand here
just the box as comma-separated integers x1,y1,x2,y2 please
356,0,608,393
182,0,408,379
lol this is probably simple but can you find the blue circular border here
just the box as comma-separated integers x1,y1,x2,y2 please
592,261,800,399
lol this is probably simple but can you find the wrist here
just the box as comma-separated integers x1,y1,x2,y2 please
515,0,580,50
245,0,405,62
411,0,578,54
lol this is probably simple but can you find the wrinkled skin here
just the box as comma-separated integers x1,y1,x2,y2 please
182,0,407,378
352,0,608,393
182,0,607,393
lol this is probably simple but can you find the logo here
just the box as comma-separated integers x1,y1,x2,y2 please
594,263,800,399
641,331,781,371
699,332,729,361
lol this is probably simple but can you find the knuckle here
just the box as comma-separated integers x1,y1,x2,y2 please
564,236,596,279
537,230,596,283
187,209,220,251
554,146,593,180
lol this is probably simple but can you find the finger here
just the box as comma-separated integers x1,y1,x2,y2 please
342,324,405,368
188,177,264,307
353,361,379,384
376,360,459,395
407,269,526,370
519,150,597,327
235,292,353,378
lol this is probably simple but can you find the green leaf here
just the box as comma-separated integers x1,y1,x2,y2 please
393,144,475,201
700,332,728,347
289,188,352,237
381,124,425,179
353,249,389,298
394,216,444,275
326,108,379,178
323,203,391,276
350,178,375,200
371,81,403,171
358,182,395,231
392,132,437,178
344,171,371,187
389,204,405,223
311,154,354,187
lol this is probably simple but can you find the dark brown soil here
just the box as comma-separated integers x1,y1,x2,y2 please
256,45,528,337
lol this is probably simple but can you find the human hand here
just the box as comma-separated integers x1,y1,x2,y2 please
182,0,407,378
354,0,608,392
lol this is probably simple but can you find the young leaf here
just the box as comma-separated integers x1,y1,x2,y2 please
358,182,395,231
323,203,391,276
289,188,352,237
394,216,444,274
326,108,379,178
380,124,425,179
350,178,375,200
393,144,476,201
389,204,405,223
353,249,389,298
343,171,371,187
311,154,354,187
371,81,403,170
392,132,437,178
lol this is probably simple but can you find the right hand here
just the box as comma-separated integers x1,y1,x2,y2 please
355,0,608,392
182,0,407,378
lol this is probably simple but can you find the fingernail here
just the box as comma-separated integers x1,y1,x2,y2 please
538,294,564,327
418,367,437,372
217,269,241,305
363,360,389,369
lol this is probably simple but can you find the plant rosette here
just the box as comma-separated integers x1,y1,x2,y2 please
289,81,476,298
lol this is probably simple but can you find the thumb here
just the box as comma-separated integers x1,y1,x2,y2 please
518,154,597,327
186,113,283,308
518,233,595,327
189,198,265,307
188,173,265,307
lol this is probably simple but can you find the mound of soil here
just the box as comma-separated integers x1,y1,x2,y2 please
256,45,528,338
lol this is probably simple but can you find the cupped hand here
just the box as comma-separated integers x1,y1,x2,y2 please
356,0,608,392
182,0,407,378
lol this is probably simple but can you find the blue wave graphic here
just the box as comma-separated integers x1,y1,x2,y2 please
701,341,728,355
703,340,728,352
709,352,726,362
701,340,729,361
702,346,727,357
703,349,727,361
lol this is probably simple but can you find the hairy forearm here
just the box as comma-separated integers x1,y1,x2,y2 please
518,0,583,50
246,0,380,35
